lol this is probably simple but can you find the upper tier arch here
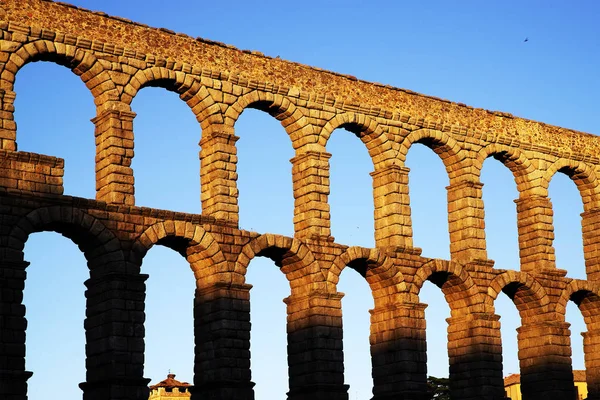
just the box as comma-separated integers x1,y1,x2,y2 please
223,90,311,148
320,113,397,167
6,39,116,105
398,128,465,180
542,159,600,211
121,66,212,122
475,144,537,195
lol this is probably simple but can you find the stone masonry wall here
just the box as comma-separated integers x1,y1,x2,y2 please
0,1,599,400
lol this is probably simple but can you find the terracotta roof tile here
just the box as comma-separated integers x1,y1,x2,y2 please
504,373,521,387
149,374,192,390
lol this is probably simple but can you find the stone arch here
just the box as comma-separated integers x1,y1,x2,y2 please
224,90,312,149
554,281,600,400
411,259,483,316
475,144,537,195
7,206,124,273
131,221,226,283
320,112,396,167
4,40,117,150
234,233,322,291
487,270,550,320
398,128,465,180
542,159,600,211
121,66,211,123
556,280,600,328
328,246,406,306
6,40,116,105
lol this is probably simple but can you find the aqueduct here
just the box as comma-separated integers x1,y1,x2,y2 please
1,1,600,399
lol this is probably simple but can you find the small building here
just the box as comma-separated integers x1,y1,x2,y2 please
504,370,588,400
148,373,192,399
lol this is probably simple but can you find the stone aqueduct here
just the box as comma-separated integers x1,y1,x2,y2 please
0,1,599,400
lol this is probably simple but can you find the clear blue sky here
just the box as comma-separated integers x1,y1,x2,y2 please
13,1,600,399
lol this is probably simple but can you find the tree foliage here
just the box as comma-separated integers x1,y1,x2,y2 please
427,376,451,400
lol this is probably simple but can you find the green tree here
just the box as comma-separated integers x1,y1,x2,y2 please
427,376,450,400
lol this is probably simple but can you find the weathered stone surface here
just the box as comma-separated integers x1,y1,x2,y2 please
0,1,599,400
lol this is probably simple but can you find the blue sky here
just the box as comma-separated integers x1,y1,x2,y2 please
12,1,600,399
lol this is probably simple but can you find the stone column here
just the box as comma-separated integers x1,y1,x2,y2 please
80,272,150,400
517,320,575,400
193,282,255,400
0,259,32,400
583,329,600,400
0,89,16,151
291,151,331,240
446,313,504,400
371,165,413,249
447,181,487,263
581,208,600,280
199,126,239,224
515,195,556,273
93,109,136,206
370,302,427,400
284,291,348,400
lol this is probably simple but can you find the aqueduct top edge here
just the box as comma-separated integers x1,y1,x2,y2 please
5,0,599,158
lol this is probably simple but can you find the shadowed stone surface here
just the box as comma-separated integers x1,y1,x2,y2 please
0,1,599,400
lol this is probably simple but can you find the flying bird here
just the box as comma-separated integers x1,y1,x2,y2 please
524,37,529,42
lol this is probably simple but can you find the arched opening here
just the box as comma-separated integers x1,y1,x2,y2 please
479,153,534,396
338,261,374,399
405,144,450,259
235,108,295,236
420,280,451,380
22,232,88,399
130,87,201,213
495,279,565,400
567,290,600,399
495,289,522,397
548,172,585,279
566,300,586,379
14,61,96,198
416,263,502,398
481,157,520,270
327,125,375,248
142,242,195,386
245,255,289,399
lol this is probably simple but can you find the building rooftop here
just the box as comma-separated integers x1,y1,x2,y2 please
149,374,192,391
504,370,586,386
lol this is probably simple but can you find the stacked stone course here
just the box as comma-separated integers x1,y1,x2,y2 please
0,1,600,400
0,149,63,194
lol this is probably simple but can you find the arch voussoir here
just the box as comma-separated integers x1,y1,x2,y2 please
234,234,321,288
543,159,600,210
131,221,225,282
556,279,600,320
225,91,308,147
475,144,537,193
412,258,482,312
399,128,464,179
320,112,396,167
8,40,114,107
487,271,549,316
8,206,125,268
328,247,406,304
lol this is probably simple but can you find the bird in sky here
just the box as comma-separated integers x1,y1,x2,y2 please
524,37,529,42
